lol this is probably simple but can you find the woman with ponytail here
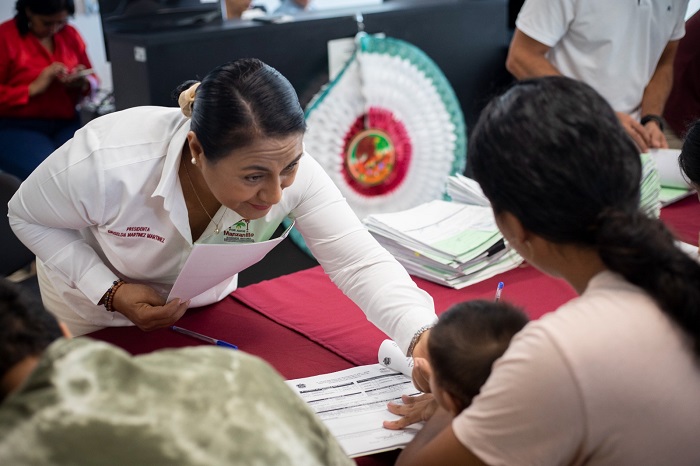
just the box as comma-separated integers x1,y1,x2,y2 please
394,77,700,465
8,59,436,368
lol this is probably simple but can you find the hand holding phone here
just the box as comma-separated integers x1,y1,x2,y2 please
66,68,94,79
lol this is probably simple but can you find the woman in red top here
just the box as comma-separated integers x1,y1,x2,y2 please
0,0,97,179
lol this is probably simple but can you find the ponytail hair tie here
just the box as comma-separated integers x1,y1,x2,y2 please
178,82,201,118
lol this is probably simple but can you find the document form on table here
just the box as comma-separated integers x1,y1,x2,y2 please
167,221,294,302
286,364,422,458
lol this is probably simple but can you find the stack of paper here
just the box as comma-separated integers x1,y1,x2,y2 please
446,152,672,219
364,200,522,289
446,173,490,206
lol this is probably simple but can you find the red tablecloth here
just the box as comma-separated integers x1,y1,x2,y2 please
232,264,576,366
90,195,699,365
660,194,700,245
88,195,699,466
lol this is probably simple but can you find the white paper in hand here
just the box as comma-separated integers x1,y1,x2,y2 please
168,221,294,302
378,339,414,378
650,148,691,189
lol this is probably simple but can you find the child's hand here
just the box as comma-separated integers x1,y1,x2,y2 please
383,393,437,430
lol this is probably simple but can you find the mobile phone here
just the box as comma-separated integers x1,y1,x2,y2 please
67,68,94,79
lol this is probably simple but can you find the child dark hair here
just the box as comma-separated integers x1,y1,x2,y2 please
14,0,75,36
679,119,700,186
173,58,307,163
428,300,528,413
470,76,700,358
0,278,62,393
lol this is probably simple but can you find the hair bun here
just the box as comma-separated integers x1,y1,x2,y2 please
178,82,201,118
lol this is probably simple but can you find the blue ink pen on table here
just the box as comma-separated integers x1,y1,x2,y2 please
171,326,238,349
494,282,504,302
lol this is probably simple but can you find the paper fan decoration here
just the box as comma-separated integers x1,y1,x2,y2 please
304,33,467,223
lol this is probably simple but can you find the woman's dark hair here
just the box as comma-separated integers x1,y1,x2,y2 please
0,278,62,399
173,58,306,162
470,76,700,357
15,0,75,36
679,119,700,186
429,300,528,412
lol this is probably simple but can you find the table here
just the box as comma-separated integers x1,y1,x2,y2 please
89,195,699,464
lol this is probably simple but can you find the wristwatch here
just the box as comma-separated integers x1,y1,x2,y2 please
640,114,664,131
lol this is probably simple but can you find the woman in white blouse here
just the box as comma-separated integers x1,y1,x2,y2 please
9,58,436,362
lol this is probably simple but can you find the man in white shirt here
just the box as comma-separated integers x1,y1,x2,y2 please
506,0,689,152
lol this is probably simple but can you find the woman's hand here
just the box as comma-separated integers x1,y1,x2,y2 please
383,393,438,430
28,62,67,97
61,64,90,90
111,283,189,331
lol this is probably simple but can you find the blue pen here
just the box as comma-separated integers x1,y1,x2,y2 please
171,326,238,349
494,282,504,302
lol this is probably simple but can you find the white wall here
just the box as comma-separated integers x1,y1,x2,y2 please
0,0,14,19
688,0,700,18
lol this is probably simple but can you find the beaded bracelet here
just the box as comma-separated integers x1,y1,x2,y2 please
406,324,434,357
103,279,125,313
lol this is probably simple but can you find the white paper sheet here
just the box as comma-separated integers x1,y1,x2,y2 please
286,364,422,458
167,222,294,302
650,148,692,189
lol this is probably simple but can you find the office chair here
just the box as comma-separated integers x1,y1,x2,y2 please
0,172,35,277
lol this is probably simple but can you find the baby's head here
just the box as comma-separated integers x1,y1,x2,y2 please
427,300,528,415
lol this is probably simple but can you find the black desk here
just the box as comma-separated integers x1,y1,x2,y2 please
106,0,510,133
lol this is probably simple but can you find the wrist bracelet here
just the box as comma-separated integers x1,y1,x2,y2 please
407,324,433,357
103,279,125,313
640,114,664,131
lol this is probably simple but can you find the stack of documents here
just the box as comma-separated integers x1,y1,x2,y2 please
363,199,522,289
446,173,490,206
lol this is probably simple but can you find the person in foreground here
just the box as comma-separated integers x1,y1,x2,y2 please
0,278,353,465
8,58,435,362
0,0,98,179
392,77,700,465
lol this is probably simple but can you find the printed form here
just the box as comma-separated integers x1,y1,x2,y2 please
286,341,422,458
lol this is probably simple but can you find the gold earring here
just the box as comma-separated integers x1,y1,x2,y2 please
191,157,196,165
